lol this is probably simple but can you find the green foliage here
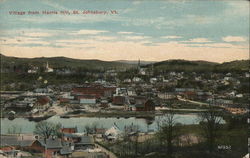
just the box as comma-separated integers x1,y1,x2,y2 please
198,106,222,152
0,53,134,72
144,59,249,73
215,60,249,72
147,60,218,73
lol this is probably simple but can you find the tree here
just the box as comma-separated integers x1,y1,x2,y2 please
91,122,99,134
120,124,140,158
198,105,221,152
84,124,91,136
34,121,62,139
156,111,180,157
133,132,139,158
130,124,140,158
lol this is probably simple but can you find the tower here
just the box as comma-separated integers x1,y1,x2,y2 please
137,59,141,71
151,63,154,76
45,61,53,73
46,62,49,69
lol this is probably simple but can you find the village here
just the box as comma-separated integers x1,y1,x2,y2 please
1,61,249,119
1,121,153,158
0,60,249,158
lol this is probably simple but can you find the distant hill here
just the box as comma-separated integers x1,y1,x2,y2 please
1,54,248,73
116,60,156,65
145,59,218,72
215,60,249,71
0,54,135,70
144,59,249,72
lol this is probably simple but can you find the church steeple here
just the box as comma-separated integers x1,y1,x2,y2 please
45,61,53,73
46,62,49,69
138,59,141,70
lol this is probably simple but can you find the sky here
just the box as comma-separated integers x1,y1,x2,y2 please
0,0,249,63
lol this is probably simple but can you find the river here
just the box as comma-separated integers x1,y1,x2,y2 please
1,114,219,134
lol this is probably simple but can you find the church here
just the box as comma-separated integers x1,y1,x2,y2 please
45,62,54,73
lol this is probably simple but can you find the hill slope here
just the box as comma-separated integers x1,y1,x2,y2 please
0,54,135,70
144,59,249,72
145,60,219,72
116,60,156,65
1,54,248,72
215,60,249,71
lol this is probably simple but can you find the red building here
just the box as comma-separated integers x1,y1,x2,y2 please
27,140,45,153
112,96,125,105
72,84,116,99
35,96,51,111
27,139,64,158
135,99,155,111
127,96,155,111
61,127,78,134
59,98,69,104
37,96,50,105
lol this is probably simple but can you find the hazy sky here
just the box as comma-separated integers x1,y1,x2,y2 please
0,0,249,62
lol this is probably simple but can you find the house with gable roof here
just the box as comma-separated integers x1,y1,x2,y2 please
104,123,122,141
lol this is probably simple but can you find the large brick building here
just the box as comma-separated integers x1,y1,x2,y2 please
72,84,116,99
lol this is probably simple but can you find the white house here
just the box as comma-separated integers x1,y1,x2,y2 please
163,79,169,83
150,78,157,84
28,66,38,73
139,68,146,75
115,88,127,96
127,89,136,96
105,123,122,140
60,92,74,99
243,153,249,158
236,94,243,98
132,77,142,82
28,69,37,74
124,78,132,83
245,72,250,78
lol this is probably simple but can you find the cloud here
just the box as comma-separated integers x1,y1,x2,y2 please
187,42,248,49
0,29,64,38
222,36,246,42
125,36,149,40
184,38,213,43
55,39,88,44
53,41,89,49
54,38,116,48
162,36,182,39
24,32,52,37
117,31,134,34
92,36,116,41
70,29,108,35
1,37,50,46
1,38,248,63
